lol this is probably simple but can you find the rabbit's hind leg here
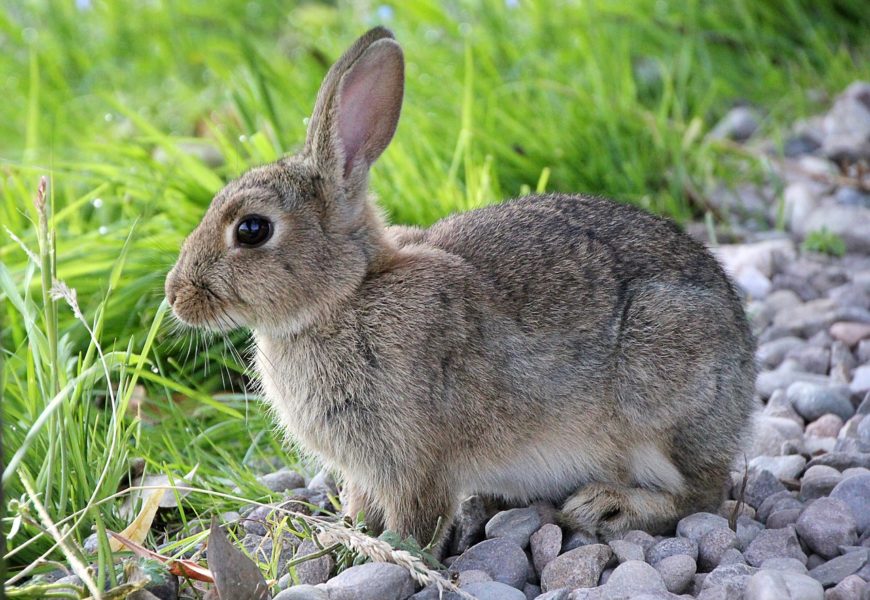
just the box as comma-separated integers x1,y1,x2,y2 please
559,482,684,540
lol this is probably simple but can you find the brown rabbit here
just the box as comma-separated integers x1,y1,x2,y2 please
165,27,756,547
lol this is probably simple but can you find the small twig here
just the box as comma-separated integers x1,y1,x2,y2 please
730,454,749,532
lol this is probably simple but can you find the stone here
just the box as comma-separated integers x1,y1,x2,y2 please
760,557,808,574
806,414,845,438
767,508,802,529
757,370,830,400
602,560,668,599
609,540,644,563
807,549,868,587
787,345,831,374
308,469,338,494
718,499,756,521
655,554,696,594
709,106,760,142
325,563,415,600
830,473,870,534
758,337,807,369
676,513,730,543
822,81,870,162
719,548,747,566
646,537,699,565
744,570,823,600
450,496,488,555
858,417,870,443
533,590,570,600
239,533,297,574
461,581,526,600
801,473,843,502
807,452,870,471
540,544,612,592
788,383,855,422
826,575,866,600
751,415,805,457
530,524,562,575
560,529,597,552
744,469,788,509
522,582,540,600
622,530,656,551
736,517,765,552
485,508,542,549
273,585,329,600
457,569,491,586
831,322,870,348
258,469,306,493
698,528,738,572
701,563,758,595
852,365,870,395
796,498,859,559
449,538,528,589
744,526,808,567
763,389,806,426
294,539,334,586
758,491,801,524
749,455,807,481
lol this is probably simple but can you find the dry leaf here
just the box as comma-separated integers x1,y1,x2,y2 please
110,488,163,552
108,531,214,582
208,516,271,600
120,464,198,520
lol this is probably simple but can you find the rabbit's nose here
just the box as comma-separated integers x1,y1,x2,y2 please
167,287,177,306
165,272,178,306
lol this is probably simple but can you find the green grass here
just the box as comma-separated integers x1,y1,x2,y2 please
2,0,869,595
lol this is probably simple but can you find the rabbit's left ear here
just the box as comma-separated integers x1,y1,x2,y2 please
306,27,404,190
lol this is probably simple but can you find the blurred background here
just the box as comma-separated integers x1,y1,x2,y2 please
1,0,868,581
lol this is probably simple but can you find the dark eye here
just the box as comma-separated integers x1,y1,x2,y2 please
235,215,272,247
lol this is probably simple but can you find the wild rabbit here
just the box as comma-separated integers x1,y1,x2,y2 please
166,27,756,547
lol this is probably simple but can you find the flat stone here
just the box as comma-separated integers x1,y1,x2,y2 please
796,498,858,559
530,524,562,575
787,382,855,422
805,414,844,438
258,469,306,493
757,370,830,400
654,554,696,594
744,569,823,600
800,474,843,501
701,563,759,595
294,539,334,585
449,538,529,589
646,537,699,565
485,507,542,549
744,526,807,567
767,508,802,529
698,528,738,572
608,540,644,563
760,557,808,574
807,549,868,587
325,563,415,600
602,560,668,599
676,513,730,543
830,473,870,533
273,585,329,600
540,544,612,592
826,575,866,600
460,581,526,600
807,452,870,470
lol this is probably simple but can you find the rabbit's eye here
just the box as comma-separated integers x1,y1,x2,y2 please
236,215,273,247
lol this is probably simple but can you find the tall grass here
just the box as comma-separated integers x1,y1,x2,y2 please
2,0,869,590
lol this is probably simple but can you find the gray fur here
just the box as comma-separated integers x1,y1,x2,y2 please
166,27,756,546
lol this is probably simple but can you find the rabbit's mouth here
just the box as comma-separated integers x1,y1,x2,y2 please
167,282,244,333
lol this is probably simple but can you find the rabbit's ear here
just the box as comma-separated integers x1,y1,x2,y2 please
306,27,404,190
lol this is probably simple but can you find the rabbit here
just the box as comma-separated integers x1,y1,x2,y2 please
165,26,756,548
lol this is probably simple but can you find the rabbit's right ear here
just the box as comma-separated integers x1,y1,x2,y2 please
305,27,404,199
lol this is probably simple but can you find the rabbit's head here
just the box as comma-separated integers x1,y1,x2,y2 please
165,27,404,333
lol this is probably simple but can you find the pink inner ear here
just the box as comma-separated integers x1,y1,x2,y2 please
336,42,403,177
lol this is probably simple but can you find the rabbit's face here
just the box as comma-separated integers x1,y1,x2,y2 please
165,157,375,334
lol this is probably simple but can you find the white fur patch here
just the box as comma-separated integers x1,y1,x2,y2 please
629,443,685,493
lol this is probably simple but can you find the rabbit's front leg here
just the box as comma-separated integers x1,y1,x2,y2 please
379,476,457,551
341,480,385,535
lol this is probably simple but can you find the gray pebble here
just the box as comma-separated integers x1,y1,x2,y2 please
654,554,696,594
744,569,823,600
325,563,415,600
258,468,306,493
757,337,806,369
807,452,870,470
609,540,645,563
457,569,491,586
760,557,808,574
736,516,765,552
533,589,570,600
807,548,868,586
796,497,858,558
787,382,855,421
449,538,528,589
757,370,829,400
646,537,699,565
800,473,842,501
294,539,334,585
766,508,802,529
273,584,329,600
539,543,612,592
461,581,526,600
560,529,597,552
757,491,802,523
676,513,730,543
698,528,738,571
719,548,747,566
744,469,788,509
307,469,338,494
621,530,656,551
830,473,870,533
826,575,867,600
485,507,542,549
602,560,668,599
530,523,562,575
744,526,807,567
701,563,759,595
522,582,540,600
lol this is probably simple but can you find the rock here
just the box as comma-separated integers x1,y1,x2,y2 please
534,589,570,600
646,537,699,565
799,204,870,255
787,345,831,374
621,530,656,551
294,539,334,586
822,81,870,162
655,554,696,594
744,569,823,600
807,549,868,586
851,365,870,395
806,414,845,438
736,516,765,552
461,581,526,600
239,533,296,574
449,539,528,590
698,528,738,572
801,472,843,501
796,498,859,559
744,526,808,567
602,560,668,599
560,529,597,552
258,469,306,493
530,524,562,575
831,322,870,347
744,469,788,509
457,569,492,586
826,575,866,600
701,563,759,595
750,455,807,481
719,548,747,566
751,415,805,457
757,371,830,400
760,557,808,574
807,452,870,470
858,417,870,443
609,540,644,563
308,469,338,494
539,544,612,592
758,337,807,369
719,499,756,522
325,563,415,600
788,383,855,422
709,106,761,142
522,582,540,600
758,491,802,524
676,513,730,543
767,508,802,529
273,585,329,600
485,508,542,549
450,496,488,555
830,473,870,534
